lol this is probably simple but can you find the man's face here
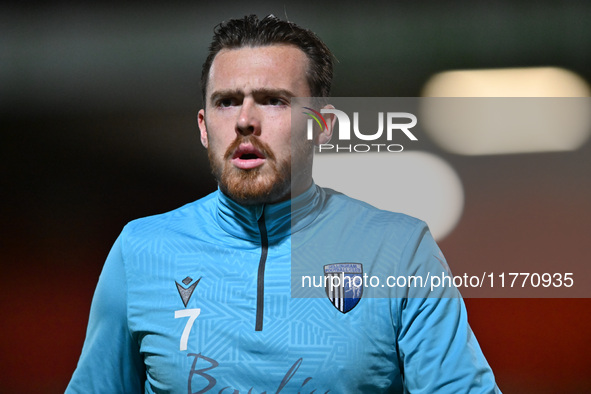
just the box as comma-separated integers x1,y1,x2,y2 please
198,45,314,205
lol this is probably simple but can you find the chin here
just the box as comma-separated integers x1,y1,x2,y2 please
221,171,291,205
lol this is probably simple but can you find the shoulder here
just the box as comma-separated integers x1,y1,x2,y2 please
320,186,426,236
118,191,218,248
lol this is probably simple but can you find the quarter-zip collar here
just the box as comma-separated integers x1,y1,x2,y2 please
215,183,324,332
216,183,324,243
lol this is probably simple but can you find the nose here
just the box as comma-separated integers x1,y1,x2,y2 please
236,98,261,136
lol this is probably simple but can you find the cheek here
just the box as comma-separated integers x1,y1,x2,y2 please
205,119,233,148
206,133,229,158
206,111,237,135
272,133,295,157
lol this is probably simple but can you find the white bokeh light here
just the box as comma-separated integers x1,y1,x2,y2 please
421,68,591,155
312,151,464,240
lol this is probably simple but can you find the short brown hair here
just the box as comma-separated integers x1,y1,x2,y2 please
201,14,334,102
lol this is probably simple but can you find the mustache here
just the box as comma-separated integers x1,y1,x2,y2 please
223,135,277,161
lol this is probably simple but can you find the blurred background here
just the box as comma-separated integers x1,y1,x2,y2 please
2,1,590,392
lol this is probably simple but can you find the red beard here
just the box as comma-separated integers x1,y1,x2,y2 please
208,135,292,205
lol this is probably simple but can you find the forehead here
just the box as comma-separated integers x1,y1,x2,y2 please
206,45,311,97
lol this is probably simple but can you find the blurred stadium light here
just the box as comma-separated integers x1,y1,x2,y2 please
313,151,464,241
420,68,591,155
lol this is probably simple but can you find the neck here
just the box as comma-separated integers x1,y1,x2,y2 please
215,183,323,243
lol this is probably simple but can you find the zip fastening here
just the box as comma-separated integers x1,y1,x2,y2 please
255,210,269,331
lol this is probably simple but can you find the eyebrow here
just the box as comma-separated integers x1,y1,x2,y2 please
209,88,297,103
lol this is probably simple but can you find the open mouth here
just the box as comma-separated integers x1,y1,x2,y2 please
231,144,266,169
239,153,261,160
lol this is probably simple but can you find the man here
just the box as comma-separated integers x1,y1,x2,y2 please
67,14,500,393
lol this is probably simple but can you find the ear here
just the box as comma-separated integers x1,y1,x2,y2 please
317,104,335,145
198,109,208,148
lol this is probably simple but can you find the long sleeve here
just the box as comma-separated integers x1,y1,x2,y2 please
66,233,145,393
396,224,500,393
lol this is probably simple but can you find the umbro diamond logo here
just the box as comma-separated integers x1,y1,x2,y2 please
175,276,201,307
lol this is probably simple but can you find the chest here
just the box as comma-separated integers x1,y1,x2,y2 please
125,246,402,393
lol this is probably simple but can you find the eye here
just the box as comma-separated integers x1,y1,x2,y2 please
217,98,236,107
265,97,286,106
